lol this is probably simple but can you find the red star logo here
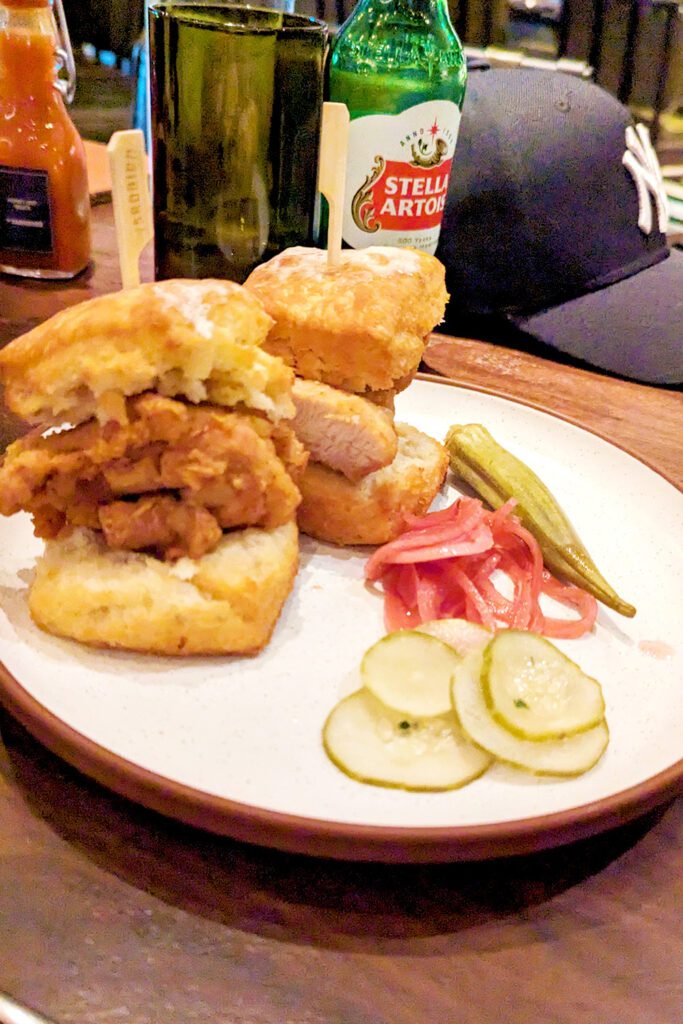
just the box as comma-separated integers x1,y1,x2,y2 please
430,119,439,137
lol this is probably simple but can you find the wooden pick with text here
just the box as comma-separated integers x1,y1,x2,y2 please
107,129,153,289
317,102,350,269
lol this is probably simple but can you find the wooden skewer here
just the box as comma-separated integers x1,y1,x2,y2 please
317,102,350,269
106,129,154,289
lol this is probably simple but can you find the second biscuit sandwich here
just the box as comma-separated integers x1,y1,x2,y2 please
245,246,449,545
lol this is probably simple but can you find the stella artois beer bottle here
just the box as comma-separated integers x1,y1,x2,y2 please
328,0,467,256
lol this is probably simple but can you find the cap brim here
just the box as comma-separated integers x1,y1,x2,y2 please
509,249,683,385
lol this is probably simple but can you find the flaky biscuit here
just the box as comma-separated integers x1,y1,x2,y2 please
0,279,294,426
244,247,448,394
297,424,448,546
29,522,299,656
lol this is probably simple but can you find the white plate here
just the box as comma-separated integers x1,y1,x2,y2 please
0,378,681,861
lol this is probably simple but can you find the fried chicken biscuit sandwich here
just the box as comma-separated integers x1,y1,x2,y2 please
245,246,449,545
0,280,306,655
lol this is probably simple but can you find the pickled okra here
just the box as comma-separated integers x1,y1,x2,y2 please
445,423,636,618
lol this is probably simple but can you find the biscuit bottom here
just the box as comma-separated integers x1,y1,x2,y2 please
29,522,299,656
297,424,448,546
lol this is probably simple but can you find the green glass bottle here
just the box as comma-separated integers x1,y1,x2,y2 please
328,0,467,255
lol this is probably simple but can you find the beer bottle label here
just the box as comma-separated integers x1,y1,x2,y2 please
342,99,461,255
0,165,53,253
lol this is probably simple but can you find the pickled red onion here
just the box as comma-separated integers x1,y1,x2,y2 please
365,497,598,638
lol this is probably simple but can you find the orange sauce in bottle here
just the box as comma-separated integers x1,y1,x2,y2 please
0,0,91,278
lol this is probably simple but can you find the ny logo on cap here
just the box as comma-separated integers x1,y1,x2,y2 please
622,124,669,236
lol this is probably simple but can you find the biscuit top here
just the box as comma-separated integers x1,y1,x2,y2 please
0,279,296,426
0,279,268,365
245,246,449,394
152,279,232,339
261,246,430,281
246,245,440,294
245,246,447,340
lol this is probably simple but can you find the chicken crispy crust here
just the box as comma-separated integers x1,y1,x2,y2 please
99,496,224,562
0,392,306,559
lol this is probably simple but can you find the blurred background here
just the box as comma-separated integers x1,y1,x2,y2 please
64,0,683,216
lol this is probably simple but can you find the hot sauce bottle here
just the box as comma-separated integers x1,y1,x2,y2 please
0,0,91,278
328,0,467,256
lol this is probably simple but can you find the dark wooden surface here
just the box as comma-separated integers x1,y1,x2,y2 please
0,203,682,1024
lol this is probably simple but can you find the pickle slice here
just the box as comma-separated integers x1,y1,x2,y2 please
452,649,609,776
416,618,492,656
323,689,492,792
360,630,466,717
482,631,605,740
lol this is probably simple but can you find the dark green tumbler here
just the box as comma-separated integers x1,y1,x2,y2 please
148,2,327,282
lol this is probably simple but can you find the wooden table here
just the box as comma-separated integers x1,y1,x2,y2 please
0,203,681,1024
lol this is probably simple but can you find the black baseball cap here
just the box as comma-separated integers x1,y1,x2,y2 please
437,68,683,385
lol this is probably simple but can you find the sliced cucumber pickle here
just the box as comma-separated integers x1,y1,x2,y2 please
323,689,492,792
452,650,609,776
482,631,605,740
416,618,492,657
360,629,464,717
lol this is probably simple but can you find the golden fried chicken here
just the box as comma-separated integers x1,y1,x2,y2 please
99,496,223,562
0,392,307,559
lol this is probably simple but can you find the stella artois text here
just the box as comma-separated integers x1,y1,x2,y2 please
328,0,467,255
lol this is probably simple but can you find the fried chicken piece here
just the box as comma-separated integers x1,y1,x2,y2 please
361,368,419,412
99,496,223,561
0,393,304,556
291,378,397,481
269,422,309,484
103,454,163,494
